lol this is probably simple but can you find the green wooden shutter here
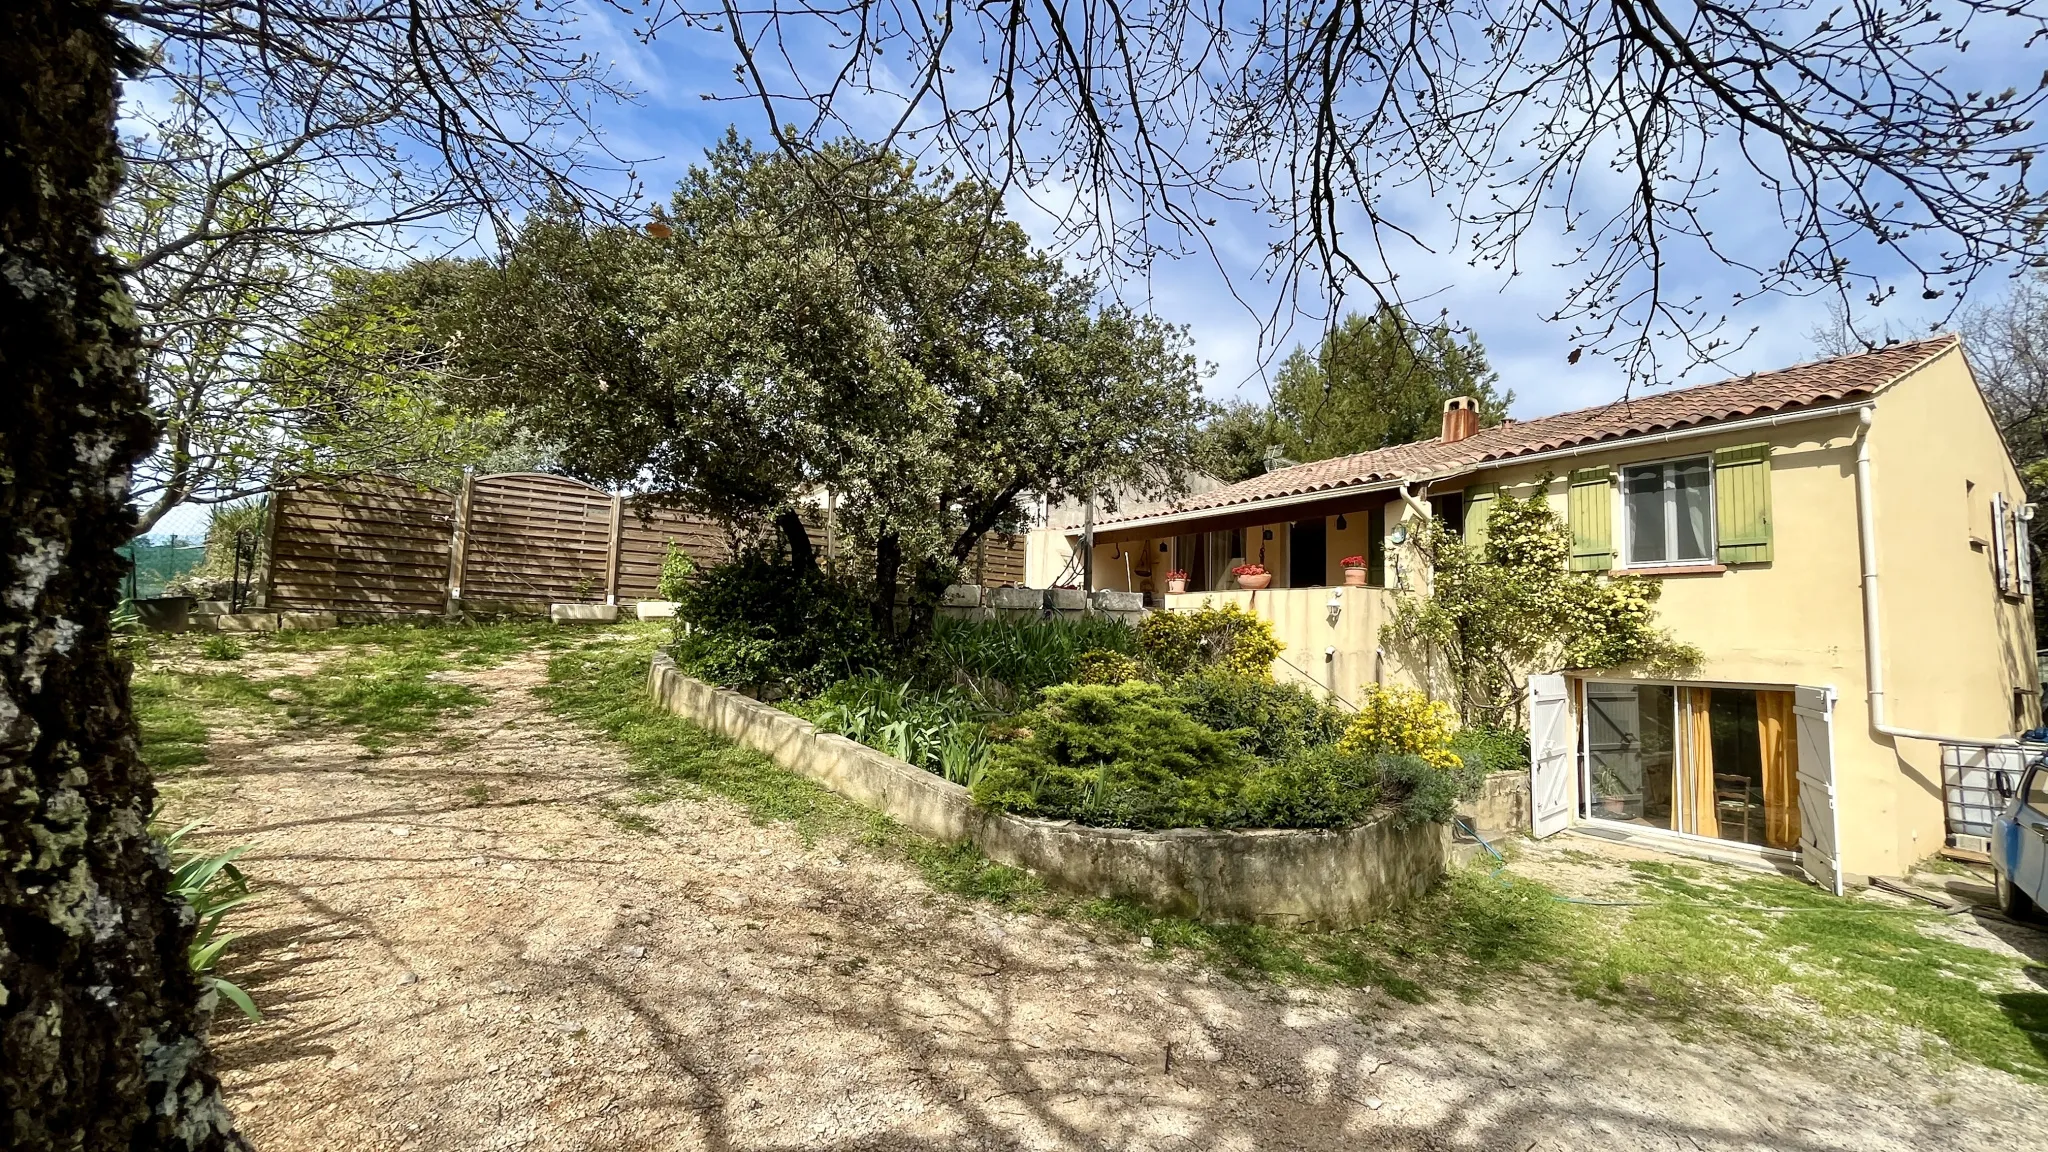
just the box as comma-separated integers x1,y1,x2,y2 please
1464,484,1497,557
1568,467,1614,572
1713,443,1774,564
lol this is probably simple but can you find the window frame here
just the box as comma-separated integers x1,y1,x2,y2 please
1620,454,1718,569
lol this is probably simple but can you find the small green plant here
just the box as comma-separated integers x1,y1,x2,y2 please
1448,723,1529,796
927,615,1140,704
159,821,260,1020
800,676,990,784
199,633,245,661
656,541,696,601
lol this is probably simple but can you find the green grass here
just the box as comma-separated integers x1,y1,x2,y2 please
133,619,572,764
133,674,215,771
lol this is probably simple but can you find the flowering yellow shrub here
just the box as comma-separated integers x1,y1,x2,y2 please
1075,649,1142,685
1136,601,1284,680
1337,685,1463,771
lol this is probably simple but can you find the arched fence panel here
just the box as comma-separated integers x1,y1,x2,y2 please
457,473,616,607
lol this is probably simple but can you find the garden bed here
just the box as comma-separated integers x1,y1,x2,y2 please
649,652,1447,926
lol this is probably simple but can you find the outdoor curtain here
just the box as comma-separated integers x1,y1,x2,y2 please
1756,690,1802,849
1681,688,1718,838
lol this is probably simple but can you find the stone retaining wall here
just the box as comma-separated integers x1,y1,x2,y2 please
648,653,1446,927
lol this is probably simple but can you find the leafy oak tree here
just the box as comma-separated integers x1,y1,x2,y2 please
2,0,246,1146
460,137,1207,641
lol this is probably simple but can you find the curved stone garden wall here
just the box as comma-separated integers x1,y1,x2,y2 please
648,653,1447,927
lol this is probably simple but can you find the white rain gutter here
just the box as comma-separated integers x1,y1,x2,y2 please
1086,401,1869,537
1851,405,2015,746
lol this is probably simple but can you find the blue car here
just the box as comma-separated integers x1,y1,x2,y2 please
1994,754,2048,919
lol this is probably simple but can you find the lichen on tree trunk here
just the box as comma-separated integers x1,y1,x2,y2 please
0,1,247,1147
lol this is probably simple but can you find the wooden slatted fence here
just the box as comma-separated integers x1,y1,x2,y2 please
263,472,1029,616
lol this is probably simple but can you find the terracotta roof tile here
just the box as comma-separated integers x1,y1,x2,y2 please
1114,336,1958,524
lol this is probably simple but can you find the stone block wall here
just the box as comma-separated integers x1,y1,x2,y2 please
647,653,1446,927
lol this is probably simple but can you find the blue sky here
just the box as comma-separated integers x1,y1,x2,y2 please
569,8,2043,415
145,6,2044,538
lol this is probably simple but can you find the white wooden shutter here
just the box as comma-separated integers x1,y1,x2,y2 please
2016,504,2034,599
1993,492,2012,595
1529,674,1574,838
1794,686,1843,896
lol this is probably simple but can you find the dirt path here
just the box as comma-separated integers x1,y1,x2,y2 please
172,643,2048,1151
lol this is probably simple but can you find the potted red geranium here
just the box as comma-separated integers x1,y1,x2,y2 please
1340,554,1368,586
1232,562,1271,590
1164,568,1189,594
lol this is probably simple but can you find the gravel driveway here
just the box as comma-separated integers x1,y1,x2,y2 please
167,640,2048,1151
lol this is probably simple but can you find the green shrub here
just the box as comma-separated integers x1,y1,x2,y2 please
1449,723,1529,797
973,683,1455,832
656,542,695,601
1137,602,1284,680
928,615,1138,703
669,553,887,696
972,682,1248,829
1232,744,1382,828
198,634,244,661
1169,669,1346,760
1074,649,1141,685
1379,753,1462,829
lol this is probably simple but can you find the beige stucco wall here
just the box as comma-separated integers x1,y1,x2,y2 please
1161,586,1411,708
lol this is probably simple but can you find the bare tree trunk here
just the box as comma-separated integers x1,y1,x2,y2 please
0,2,248,1147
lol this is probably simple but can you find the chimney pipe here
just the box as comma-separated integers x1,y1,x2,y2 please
1441,396,1479,443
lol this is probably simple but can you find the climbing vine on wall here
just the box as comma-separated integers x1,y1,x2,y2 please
1384,484,1701,727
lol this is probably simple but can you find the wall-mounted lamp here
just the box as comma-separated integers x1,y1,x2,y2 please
1389,524,1410,545
1326,591,1343,626
1263,529,1274,540
1335,515,1347,530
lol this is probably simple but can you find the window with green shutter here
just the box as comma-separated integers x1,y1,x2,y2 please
1463,484,1497,556
1712,443,1773,564
1568,467,1614,571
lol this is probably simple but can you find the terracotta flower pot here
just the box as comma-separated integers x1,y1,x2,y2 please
1165,578,1188,594
1344,567,1368,587
1236,572,1272,590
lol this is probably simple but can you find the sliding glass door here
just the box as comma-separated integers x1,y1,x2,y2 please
1582,682,1802,850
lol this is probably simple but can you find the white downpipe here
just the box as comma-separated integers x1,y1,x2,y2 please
1396,482,1432,521
1852,405,2013,746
